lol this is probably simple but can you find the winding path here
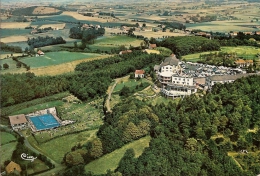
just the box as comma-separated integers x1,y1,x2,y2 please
106,79,119,112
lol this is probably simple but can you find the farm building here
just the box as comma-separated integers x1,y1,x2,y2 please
5,161,22,175
9,114,28,130
36,50,44,56
135,70,145,78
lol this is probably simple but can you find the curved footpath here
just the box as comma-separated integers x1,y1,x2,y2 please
106,79,119,112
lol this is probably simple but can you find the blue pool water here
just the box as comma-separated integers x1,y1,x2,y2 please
30,114,60,131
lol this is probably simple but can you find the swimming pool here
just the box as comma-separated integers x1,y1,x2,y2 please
29,114,60,131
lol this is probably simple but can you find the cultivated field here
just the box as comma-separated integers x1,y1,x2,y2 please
1,22,31,29
92,35,143,50
32,6,61,15
0,29,31,38
20,52,102,68
186,21,260,33
85,136,151,175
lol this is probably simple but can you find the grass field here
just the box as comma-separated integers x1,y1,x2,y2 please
0,142,18,165
85,136,151,175
113,78,151,93
1,132,16,145
183,46,260,62
20,52,102,68
0,58,25,73
0,29,31,38
186,20,260,32
27,129,98,163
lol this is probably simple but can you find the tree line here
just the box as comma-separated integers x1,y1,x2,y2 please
158,36,221,57
27,36,66,49
0,42,23,53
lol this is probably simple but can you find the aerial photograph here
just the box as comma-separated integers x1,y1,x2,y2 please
0,0,260,175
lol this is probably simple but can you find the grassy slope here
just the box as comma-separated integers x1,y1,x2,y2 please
1,132,16,145
27,130,98,163
85,136,151,175
0,142,18,165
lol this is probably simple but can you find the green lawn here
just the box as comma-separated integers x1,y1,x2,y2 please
10,100,64,115
113,79,151,93
0,142,18,165
20,51,102,68
95,36,141,46
85,136,151,175
1,132,16,145
28,130,98,163
183,46,260,62
89,36,142,52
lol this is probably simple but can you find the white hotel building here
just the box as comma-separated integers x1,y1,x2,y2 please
155,55,197,98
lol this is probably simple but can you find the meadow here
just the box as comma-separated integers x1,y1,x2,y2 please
1,132,16,145
20,51,102,68
0,142,18,165
0,29,31,38
27,129,98,163
113,78,151,93
85,136,151,175
182,46,260,62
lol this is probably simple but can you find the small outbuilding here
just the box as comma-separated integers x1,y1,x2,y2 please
135,70,145,78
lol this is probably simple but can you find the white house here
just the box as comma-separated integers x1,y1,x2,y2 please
36,50,44,57
158,54,181,84
9,114,28,130
135,70,145,78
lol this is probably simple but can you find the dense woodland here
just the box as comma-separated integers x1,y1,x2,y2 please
69,26,105,44
27,36,66,48
158,36,221,57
